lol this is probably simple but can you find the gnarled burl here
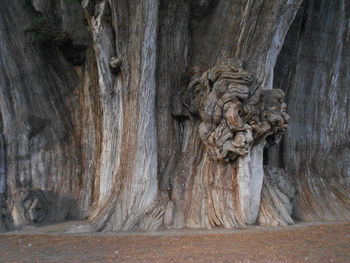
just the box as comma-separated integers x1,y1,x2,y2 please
10,189,48,228
165,58,291,229
185,58,289,162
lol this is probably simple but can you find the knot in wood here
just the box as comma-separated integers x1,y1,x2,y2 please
10,189,48,228
185,58,289,162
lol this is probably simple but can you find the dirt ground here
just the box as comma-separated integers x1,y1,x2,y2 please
0,221,349,263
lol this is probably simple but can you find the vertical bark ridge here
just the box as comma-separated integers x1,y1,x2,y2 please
165,0,302,229
0,0,91,223
88,0,160,231
272,0,350,221
3,0,348,233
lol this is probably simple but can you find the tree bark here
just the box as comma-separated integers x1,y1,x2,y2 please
0,0,92,228
269,0,350,221
0,0,349,232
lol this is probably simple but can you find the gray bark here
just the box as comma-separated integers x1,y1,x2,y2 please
0,0,349,232
0,0,92,230
269,0,350,221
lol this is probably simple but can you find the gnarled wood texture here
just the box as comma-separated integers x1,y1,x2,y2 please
1,0,349,232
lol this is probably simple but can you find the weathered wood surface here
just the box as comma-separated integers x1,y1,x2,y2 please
0,0,93,231
0,0,349,232
269,0,350,221
156,0,301,230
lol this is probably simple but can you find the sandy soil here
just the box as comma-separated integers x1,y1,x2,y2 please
0,221,349,263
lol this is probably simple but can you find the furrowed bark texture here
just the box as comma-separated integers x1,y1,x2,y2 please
1,0,349,232
268,0,350,221
157,0,300,229
87,0,160,231
0,0,94,230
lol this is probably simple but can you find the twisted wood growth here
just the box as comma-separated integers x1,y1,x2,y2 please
185,59,289,162
259,166,295,226
163,59,291,229
2,0,349,233
10,189,48,228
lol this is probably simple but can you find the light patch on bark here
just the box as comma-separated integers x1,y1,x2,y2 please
119,0,159,229
237,141,265,224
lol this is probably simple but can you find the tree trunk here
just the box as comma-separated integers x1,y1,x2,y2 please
0,0,349,232
268,0,350,222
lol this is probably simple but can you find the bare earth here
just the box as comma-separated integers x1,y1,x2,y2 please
0,221,349,263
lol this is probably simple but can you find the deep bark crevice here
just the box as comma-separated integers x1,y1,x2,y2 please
1,0,349,233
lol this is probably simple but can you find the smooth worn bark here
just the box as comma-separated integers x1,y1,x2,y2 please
0,0,349,232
